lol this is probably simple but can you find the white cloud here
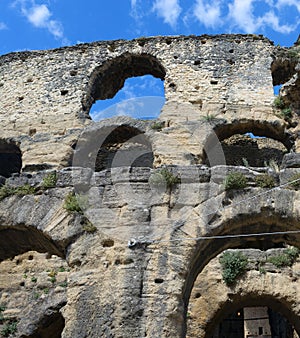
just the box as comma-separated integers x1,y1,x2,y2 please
262,10,297,33
152,0,182,28
193,0,223,28
0,22,7,30
276,0,300,12
25,4,51,27
12,1,64,39
130,0,142,20
227,0,299,34
228,0,261,33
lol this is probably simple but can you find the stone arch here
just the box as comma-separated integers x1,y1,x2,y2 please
202,119,293,167
167,189,300,335
200,291,300,338
0,139,22,178
186,245,300,337
82,53,166,115
0,225,65,262
72,116,153,171
183,213,300,306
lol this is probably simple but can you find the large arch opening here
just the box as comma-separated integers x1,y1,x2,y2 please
0,139,22,178
203,121,293,167
83,53,166,121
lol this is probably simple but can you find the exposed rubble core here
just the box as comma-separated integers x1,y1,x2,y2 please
0,34,300,337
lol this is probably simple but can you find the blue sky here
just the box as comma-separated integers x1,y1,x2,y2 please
1,0,299,119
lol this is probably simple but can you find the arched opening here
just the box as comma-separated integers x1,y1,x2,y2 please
187,245,300,337
208,306,296,338
271,57,297,88
23,310,65,338
203,121,292,167
271,54,300,111
83,53,166,121
72,119,153,172
0,226,65,262
95,125,153,171
180,205,300,336
0,139,22,178
204,298,300,338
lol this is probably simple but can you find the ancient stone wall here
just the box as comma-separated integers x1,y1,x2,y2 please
0,34,300,338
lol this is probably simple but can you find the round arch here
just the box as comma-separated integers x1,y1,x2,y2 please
72,116,153,171
82,53,166,114
183,211,300,309
203,294,300,338
166,188,300,336
202,119,294,167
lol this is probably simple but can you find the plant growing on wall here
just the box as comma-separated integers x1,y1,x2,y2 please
224,172,248,190
0,184,37,201
63,192,84,214
255,174,275,188
150,121,165,131
149,168,180,189
41,171,57,189
267,247,299,268
273,96,293,121
219,251,248,286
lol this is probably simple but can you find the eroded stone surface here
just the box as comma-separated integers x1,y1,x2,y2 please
0,34,300,338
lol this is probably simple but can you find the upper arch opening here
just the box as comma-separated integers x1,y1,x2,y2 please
203,120,293,167
83,53,166,120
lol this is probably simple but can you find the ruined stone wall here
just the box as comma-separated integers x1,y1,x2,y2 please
0,34,298,169
0,34,300,338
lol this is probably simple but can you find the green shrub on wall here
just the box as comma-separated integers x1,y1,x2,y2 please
255,174,275,188
149,168,180,189
267,247,299,268
224,172,248,190
219,251,248,286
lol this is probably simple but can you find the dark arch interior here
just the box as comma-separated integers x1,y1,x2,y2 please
271,57,297,86
22,310,65,338
0,226,64,262
95,125,153,171
203,121,292,167
204,296,300,338
0,139,22,178
271,56,300,111
83,53,166,113
220,134,287,167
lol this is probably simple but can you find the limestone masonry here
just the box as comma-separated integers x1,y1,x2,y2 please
0,34,300,337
